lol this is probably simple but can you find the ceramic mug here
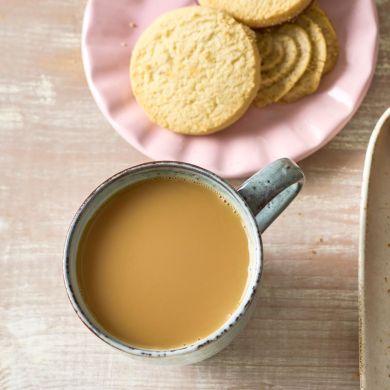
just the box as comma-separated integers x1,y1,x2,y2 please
64,159,304,365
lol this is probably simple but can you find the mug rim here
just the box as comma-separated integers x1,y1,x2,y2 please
63,161,263,359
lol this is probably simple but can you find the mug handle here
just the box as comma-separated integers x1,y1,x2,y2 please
238,158,304,234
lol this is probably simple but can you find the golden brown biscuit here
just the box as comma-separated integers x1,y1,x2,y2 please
281,15,327,103
254,24,311,108
261,40,285,72
199,0,313,28
257,32,299,87
130,6,261,135
304,3,339,73
257,32,273,59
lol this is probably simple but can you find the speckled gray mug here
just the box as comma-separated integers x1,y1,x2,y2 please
64,159,304,365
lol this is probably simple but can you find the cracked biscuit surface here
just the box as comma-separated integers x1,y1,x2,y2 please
199,0,313,28
130,6,260,135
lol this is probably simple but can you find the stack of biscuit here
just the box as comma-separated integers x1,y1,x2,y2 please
252,3,339,107
130,0,339,135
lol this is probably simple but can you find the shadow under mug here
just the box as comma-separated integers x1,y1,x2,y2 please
64,159,304,365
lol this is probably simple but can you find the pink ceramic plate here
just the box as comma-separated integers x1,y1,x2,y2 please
82,0,378,178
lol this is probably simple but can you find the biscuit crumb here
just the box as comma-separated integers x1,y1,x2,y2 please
312,250,317,255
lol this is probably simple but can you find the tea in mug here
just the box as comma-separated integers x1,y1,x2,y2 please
77,177,249,349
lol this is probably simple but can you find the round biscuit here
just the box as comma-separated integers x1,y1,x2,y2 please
281,15,327,103
130,6,261,135
304,3,339,74
199,0,313,28
254,24,311,108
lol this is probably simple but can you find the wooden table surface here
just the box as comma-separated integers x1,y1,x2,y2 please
1,1,389,389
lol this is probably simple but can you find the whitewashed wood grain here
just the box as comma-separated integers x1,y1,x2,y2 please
0,0,389,389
